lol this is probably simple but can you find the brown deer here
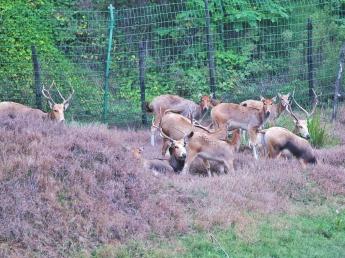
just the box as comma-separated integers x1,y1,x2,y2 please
287,89,320,139
181,131,237,177
0,81,74,122
210,97,275,159
241,93,291,125
257,126,317,168
146,94,215,146
158,111,236,156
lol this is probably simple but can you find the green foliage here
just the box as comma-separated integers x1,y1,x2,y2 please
308,113,327,148
1,0,345,125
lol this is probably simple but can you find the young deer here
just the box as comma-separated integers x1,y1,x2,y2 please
132,147,175,175
211,97,275,159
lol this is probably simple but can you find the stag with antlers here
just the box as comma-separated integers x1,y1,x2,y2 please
287,89,320,139
0,81,74,122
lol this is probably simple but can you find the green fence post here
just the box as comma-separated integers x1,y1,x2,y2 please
103,4,115,123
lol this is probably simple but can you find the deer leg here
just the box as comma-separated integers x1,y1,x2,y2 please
299,159,307,169
202,159,212,177
181,150,197,175
224,159,234,174
268,144,280,159
248,128,259,160
150,128,155,146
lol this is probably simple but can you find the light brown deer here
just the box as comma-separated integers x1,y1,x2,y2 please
146,94,215,146
181,131,237,177
0,81,74,122
257,126,317,168
158,111,239,156
211,97,275,159
287,89,320,139
241,93,290,125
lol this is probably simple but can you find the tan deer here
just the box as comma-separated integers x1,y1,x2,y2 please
181,131,237,177
210,97,275,159
146,94,215,146
158,111,238,156
0,81,74,122
241,93,291,125
287,89,320,139
257,126,317,168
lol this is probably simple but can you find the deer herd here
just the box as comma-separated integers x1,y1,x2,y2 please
0,81,320,177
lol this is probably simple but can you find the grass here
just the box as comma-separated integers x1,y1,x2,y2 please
1,110,345,257
98,209,345,258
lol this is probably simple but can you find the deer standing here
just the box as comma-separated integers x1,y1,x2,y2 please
145,94,215,146
211,97,275,159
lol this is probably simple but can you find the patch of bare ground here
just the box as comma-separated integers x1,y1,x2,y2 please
0,112,344,257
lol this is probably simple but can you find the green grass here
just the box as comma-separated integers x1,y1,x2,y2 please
84,210,345,258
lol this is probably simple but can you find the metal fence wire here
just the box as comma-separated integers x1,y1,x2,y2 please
0,0,344,126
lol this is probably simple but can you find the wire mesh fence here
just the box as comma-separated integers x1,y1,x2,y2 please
0,0,344,126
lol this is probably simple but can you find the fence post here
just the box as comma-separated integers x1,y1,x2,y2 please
307,18,314,105
102,4,115,123
139,41,148,125
204,0,216,98
332,43,345,121
31,45,42,109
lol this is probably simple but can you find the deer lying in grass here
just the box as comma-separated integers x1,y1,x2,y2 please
159,111,234,156
211,96,275,159
257,127,317,168
146,94,215,146
287,89,320,139
241,93,290,125
181,131,237,177
0,81,74,122
132,147,175,175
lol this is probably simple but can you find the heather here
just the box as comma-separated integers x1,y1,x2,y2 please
0,112,345,257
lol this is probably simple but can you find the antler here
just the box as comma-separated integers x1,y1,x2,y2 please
286,103,300,122
42,81,56,104
57,82,75,105
291,88,320,118
152,124,176,143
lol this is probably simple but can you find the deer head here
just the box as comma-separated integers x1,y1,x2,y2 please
260,96,276,118
287,89,320,139
42,81,74,122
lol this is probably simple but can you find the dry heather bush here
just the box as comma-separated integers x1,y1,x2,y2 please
0,113,187,257
0,112,345,257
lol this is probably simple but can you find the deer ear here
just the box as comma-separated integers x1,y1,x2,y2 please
277,93,282,98
287,92,291,98
260,96,265,101
272,96,277,102
64,102,70,111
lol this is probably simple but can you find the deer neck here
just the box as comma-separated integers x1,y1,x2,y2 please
277,102,286,116
257,108,268,125
46,111,55,120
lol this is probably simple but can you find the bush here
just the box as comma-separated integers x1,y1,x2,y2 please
307,113,337,148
